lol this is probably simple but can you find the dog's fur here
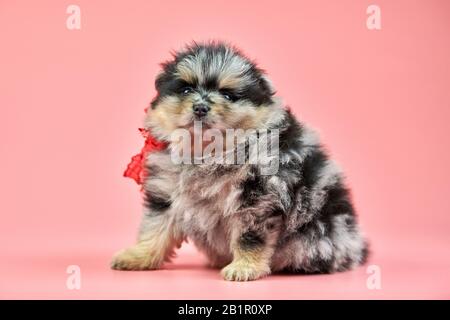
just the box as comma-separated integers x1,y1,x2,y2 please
111,41,368,281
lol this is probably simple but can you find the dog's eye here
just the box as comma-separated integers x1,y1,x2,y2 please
220,90,236,102
181,87,193,95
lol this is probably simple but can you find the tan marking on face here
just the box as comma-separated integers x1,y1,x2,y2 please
175,63,197,84
217,103,274,130
146,96,194,138
238,106,273,129
208,102,228,118
218,73,243,89
217,54,253,88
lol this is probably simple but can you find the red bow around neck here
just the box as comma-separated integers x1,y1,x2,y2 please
123,128,167,185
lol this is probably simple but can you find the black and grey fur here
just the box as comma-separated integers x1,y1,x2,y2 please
111,41,368,280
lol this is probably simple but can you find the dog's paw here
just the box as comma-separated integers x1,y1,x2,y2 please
221,261,270,281
110,247,161,271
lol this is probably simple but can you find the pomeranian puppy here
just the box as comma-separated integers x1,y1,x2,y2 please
111,41,368,281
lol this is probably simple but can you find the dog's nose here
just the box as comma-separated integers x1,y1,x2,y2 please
193,104,210,118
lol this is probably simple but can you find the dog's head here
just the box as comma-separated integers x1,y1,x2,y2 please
146,41,280,140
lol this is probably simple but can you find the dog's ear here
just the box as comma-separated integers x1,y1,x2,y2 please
155,57,179,93
245,74,276,106
151,71,170,109
260,74,276,97
154,70,170,93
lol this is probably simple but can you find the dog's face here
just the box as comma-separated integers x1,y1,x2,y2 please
146,42,276,140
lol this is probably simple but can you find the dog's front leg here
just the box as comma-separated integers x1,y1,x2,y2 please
221,209,282,281
111,212,182,271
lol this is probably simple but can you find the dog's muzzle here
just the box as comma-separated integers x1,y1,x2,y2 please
193,103,210,119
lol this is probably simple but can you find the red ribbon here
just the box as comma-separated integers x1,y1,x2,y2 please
123,128,167,185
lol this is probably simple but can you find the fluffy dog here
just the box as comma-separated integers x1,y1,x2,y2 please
111,41,368,281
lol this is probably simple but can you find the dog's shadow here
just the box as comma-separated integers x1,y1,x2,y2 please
164,262,331,279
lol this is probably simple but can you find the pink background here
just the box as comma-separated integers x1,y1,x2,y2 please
1,0,449,299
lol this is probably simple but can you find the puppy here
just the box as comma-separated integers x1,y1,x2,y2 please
111,41,368,281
